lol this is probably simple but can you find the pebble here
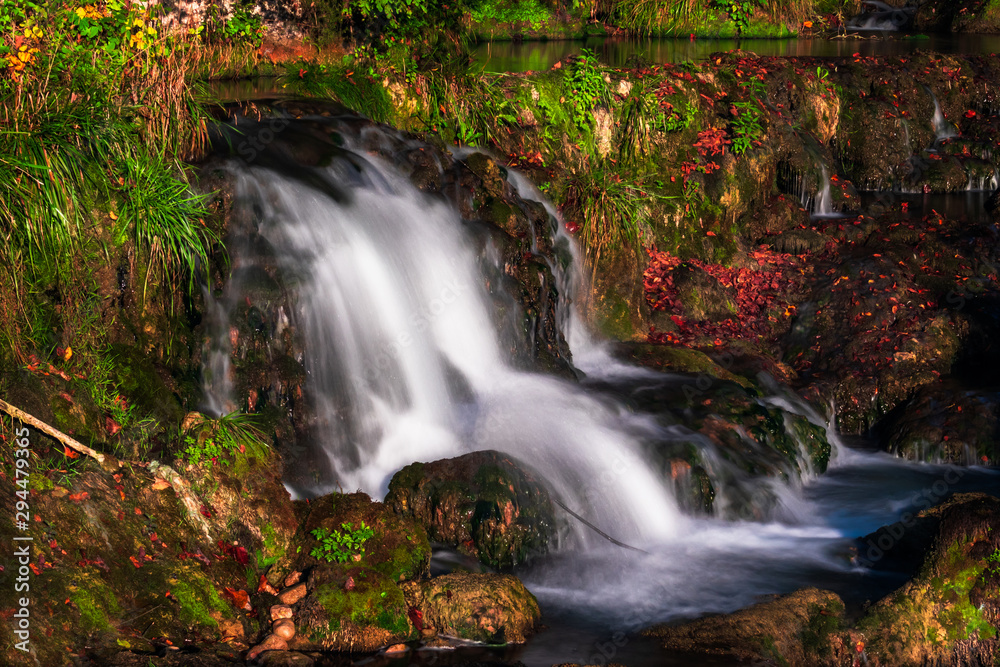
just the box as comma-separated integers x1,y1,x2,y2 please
246,634,287,661
270,604,294,621
284,571,302,587
278,583,307,605
272,618,296,640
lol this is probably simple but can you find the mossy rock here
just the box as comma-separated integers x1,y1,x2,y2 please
856,493,1000,665
642,588,846,666
297,565,413,651
386,451,556,570
401,572,540,644
300,492,430,583
105,343,184,426
613,342,754,389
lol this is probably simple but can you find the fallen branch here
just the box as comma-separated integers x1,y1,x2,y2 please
147,461,213,539
0,397,119,470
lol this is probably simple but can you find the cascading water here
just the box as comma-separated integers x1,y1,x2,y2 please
812,164,836,217
202,110,1000,653
929,88,958,143
218,138,685,547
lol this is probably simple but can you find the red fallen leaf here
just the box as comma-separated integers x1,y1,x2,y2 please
106,417,121,435
199,505,212,518
223,587,252,612
149,532,159,542
49,539,57,549
234,546,250,566
68,492,89,502
965,110,976,118
63,446,80,459
407,607,424,633
29,562,41,575
129,555,142,569
116,485,125,500
257,575,278,595
706,231,716,236
134,507,142,515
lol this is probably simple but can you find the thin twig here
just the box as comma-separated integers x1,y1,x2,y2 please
553,498,649,554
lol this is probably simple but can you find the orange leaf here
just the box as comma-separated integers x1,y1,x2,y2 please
129,555,142,569
151,479,171,491
63,446,80,459
68,491,89,502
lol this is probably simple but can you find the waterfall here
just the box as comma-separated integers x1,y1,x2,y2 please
216,140,689,547
930,89,958,143
813,164,835,217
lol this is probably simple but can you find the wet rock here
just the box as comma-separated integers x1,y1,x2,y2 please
643,588,847,666
278,583,307,605
401,573,540,644
880,382,999,464
284,571,302,587
855,493,1000,666
272,618,296,640
246,633,288,662
386,451,556,569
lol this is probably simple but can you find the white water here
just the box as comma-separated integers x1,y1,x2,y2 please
931,91,958,143
812,164,836,217
225,149,685,546
207,126,1000,639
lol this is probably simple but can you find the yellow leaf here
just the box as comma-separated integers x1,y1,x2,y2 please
109,211,118,221
62,346,72,362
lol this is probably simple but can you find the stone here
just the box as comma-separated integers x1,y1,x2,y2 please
272,619,296,640
278,583,307,605
401,572,540,644
386,451,556,570
283,571,301,588
270,605,294,621
246,634,288,662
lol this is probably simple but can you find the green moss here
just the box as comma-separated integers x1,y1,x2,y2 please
69,578,121,633
168,576,228,629
800,599,844,657
313,569,411,637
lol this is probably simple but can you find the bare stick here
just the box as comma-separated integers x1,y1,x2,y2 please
0,398,119,469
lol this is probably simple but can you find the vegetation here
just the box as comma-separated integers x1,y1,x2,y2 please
310,522,376,563
181,412,270,467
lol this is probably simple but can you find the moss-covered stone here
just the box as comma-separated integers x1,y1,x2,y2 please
401,572,540,644
386,451,555,570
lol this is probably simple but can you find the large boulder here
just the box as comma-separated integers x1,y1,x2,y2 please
642,588,853,667
401,573,540,644
855,493,1000,666
386,451,556,570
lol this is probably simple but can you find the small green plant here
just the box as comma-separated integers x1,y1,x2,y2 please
310,522,375,563
815,65,830,81
730,78,767,155
715,0,761,35
220,4,264,46
182,412,269,467
565,48,608,132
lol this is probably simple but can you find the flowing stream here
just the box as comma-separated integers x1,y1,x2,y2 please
206,115,1000,664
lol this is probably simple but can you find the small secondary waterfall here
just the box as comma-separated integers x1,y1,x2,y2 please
930,89,958,143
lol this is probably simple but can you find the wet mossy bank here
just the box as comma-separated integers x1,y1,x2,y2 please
0,435,540,666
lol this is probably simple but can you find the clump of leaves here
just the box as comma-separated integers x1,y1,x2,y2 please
310,522,375,563
182,412,269,467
